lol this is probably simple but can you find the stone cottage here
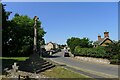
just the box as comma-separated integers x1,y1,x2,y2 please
94,31,113,47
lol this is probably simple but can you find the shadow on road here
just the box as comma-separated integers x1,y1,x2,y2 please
57,64,66,67
48,55,61,58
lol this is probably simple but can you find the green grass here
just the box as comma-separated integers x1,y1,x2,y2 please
0,57,29,61
42,66,89,78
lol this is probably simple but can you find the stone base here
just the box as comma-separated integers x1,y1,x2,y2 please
18,53,55,73
3,70,47,78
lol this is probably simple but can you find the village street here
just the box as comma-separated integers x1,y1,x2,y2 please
47,50,119,78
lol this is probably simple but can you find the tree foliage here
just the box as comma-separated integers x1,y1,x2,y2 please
105,40,120,55
2,3,12,56
66,37,93,54
66,37,81,53
2,4,46,56
105,40,120,64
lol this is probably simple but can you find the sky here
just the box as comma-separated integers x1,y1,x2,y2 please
3,2,118,44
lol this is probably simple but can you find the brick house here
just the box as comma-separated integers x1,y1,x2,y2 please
94,31,113,47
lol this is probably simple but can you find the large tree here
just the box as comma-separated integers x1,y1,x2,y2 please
66,37,93,54
2,3,12,56
79,37,93,48
2,5,46,56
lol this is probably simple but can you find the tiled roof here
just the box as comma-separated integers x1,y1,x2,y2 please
94,37,111,45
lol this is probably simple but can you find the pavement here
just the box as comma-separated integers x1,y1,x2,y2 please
46,50,119,79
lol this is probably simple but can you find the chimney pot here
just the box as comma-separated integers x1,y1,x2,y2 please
104,31,109,38
98,35,101,41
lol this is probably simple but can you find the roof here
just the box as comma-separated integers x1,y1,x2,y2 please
46,42,54,45
94,37,112,46
46,42,58,46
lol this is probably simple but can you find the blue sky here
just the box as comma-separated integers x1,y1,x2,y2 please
3,2,118,44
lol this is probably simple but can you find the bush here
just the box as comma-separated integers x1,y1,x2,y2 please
74,46,120,64
110,59,120,65
74,47,108,58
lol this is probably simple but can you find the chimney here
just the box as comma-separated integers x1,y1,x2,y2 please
98,35,101,41
104,31,109,38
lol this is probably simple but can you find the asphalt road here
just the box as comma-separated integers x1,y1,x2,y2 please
48,50,119,78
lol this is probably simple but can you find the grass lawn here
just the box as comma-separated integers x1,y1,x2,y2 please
0,57,29,61
41,66,89,78
1,57,29,67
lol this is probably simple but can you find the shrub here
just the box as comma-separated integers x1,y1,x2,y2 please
74,46,120,64
74,47,108,58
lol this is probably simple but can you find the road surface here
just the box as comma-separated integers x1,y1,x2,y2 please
47,50,119,78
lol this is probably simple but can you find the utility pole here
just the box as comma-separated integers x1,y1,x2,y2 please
33,16,38,54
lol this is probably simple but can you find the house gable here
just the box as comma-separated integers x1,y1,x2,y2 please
100,38,113,46
94,31,113,47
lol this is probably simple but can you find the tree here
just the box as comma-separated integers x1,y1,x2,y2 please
79,37,93,48
66,37,81,53
66,37,93,54
2,11,46,56
105,40,120,64
105,40,120,55
106,40,120,60
2,3,12,56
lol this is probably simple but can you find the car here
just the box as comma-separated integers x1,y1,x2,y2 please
64,52,69,57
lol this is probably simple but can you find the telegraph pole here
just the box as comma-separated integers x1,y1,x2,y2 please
33,16,38,54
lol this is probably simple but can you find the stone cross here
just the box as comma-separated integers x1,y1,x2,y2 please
12,62,19,72
33,16,39,54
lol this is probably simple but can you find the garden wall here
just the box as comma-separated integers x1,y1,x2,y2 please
74,56,110,64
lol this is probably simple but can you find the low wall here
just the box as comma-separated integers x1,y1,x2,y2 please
74,56,110,64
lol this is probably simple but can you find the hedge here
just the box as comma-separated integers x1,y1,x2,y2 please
74,46,120,64
74,46,110,58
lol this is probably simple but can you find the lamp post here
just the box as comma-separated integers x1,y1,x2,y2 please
33,16,38,54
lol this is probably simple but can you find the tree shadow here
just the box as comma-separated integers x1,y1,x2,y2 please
44,55,61,58
2,59,24,75
57,64,66,67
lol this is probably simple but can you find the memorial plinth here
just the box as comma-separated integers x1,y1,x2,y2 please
18,53,55,73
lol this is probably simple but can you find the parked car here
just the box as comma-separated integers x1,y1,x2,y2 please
64,52,69,57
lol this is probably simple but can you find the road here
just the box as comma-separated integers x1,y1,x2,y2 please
47,50,119,78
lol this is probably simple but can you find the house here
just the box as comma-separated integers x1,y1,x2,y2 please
44,42,59,51
94,31,113,47
44,42,55,51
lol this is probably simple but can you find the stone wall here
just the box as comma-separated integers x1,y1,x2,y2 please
75,56,110,64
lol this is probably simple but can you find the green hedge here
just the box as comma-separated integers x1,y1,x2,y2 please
110,54,120,64
74,46,120,64
74,46,110,59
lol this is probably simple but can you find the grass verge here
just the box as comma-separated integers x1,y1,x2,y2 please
41,66,88,78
